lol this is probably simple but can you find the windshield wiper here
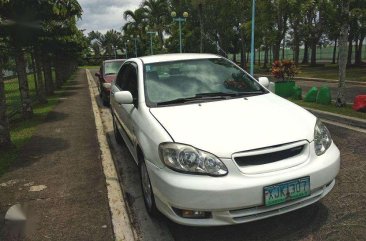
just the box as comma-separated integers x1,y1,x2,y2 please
196,91,265,98
195,92,239,97
233,91,266,97
156,94,227,106
156,91,266,106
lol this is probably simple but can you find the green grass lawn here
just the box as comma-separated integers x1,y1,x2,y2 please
5,72,56,117
0,73,66,176
291,99,366,119
296,64,366,82
0,96,61,175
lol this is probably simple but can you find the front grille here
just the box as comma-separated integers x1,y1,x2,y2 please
234,145,304,167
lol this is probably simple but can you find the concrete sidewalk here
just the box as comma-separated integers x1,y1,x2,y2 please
0,69,114,240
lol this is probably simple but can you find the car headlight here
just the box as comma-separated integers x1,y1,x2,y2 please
159,143,228,176
314,119,332,156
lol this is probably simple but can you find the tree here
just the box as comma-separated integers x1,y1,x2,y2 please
337,0,350,107
350,0,366,65
123,8,146,37
88,31,103,57
100,30,123,57
288,0,308,65
0,0,82,118
142,0,169,46
271,0,289,61
191,0,205,53
0,46,13,148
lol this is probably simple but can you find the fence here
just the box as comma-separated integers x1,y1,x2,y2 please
4,72,38,120
227,45,366,66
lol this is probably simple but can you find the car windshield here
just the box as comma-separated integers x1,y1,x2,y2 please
104,61,124,75
144,58,266,106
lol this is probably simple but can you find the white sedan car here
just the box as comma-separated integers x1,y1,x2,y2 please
110,53,340,226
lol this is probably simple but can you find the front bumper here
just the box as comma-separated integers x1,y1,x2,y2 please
146,142,340,226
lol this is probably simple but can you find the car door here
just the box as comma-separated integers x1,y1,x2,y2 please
111,62,139,159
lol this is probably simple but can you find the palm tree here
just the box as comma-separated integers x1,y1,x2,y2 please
88,31,103,57
141,0,169,46
123,8,146,37
101,30,123,57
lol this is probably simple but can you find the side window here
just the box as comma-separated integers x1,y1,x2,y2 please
115,64,128,89
125,64,138,98
115,63,139,104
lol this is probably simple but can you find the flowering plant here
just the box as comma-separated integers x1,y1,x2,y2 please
271,60,298,81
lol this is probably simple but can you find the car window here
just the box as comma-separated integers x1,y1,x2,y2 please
124,64,138,98
144,58,264,105
115,64,128,89
104,60,124,75
115,63,138,101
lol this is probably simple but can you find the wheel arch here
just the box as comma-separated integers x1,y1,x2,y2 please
136,144,144,165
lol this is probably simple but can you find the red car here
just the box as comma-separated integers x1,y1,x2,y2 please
95,59,125,106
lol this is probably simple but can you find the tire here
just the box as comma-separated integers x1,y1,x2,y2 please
140,160,158,217
101,90,109,107
113,115,124,145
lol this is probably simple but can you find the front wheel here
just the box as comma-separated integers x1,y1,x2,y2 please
140,161,158,216
113,115,124,145
101,90,109,106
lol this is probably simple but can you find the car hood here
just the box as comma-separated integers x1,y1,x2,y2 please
103,75,117,83
149,93,316,158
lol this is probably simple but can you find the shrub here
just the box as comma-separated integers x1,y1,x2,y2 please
271,60,299,82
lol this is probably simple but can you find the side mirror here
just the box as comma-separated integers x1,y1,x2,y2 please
95,72,100,77
102,83,111,89
114,91,133,104
258,77,270,88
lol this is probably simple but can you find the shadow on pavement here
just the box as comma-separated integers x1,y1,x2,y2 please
12,136,70,169
44,111,69,123
61,86,84,91
167,202,329,241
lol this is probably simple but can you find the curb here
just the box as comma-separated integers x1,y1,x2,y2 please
305,107,366,130
86,69,138,241
293,77,366,86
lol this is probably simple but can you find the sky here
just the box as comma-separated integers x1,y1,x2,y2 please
77,0,140,34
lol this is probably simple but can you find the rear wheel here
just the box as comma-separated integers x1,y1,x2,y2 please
113,116,124,145
140,160,158,216
101,90,109,106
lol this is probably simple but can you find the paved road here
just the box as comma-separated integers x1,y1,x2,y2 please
91,69,366,241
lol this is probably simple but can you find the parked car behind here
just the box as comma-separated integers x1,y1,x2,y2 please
95,59,125,106
110,53,340,226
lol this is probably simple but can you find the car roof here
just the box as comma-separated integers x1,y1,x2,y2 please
138,53,221,64
103,59,126,63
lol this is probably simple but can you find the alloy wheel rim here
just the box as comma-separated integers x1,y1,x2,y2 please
141,163,152,209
